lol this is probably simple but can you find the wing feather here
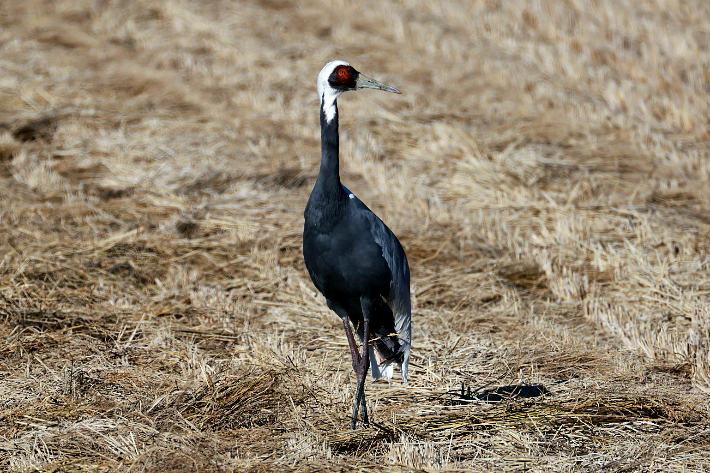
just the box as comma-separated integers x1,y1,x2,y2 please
364,213,411,382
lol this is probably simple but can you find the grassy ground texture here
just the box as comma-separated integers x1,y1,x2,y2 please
1,0,710,471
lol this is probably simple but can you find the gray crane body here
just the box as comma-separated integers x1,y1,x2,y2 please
302,60,411,429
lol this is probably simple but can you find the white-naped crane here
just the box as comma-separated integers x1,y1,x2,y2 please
303,61,411,430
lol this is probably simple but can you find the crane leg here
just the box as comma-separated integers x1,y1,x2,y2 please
331,298,372,430
341,316,370,429
351,317,370,429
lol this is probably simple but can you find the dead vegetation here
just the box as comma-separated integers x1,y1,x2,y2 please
1,0,710,471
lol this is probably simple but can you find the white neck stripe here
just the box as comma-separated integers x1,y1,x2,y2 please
317,60,349,124
321,91,338,123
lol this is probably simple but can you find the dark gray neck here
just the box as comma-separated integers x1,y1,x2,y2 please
317,100,341,194
305,99,348,227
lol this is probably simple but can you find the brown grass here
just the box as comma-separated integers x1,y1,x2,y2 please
1,0,710,470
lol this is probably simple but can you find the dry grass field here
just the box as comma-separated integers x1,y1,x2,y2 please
1,0,710,471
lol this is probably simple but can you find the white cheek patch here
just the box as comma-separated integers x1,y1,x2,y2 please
323,101,337,123
321,89,339,123
317,61,349,123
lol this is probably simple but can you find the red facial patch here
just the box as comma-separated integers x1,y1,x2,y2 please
328,64,358,90
333,65,352,82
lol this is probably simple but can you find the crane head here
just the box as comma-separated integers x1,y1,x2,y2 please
318,60,401,111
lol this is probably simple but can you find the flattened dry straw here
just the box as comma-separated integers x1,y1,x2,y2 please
1,0,710,470
327,395,708,447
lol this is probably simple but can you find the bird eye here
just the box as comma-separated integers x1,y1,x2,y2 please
328,65,356,88
335,66,350,80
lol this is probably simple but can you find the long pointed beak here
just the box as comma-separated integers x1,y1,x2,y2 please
355,74,402,94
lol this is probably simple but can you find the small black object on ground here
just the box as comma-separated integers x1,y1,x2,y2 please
440,383,549,406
